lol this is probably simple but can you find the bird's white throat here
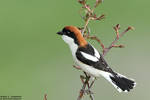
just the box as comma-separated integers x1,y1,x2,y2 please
62,35,78,55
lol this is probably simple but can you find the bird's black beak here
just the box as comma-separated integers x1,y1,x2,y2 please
57,31,63,35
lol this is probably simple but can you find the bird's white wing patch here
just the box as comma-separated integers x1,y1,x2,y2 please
80,51,99,62
93,47,100,59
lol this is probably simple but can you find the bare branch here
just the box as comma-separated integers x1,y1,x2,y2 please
73,65,82,70
91,14,105,21
103,25,134,56
82,17,91,35
43,94,47,100
113,24,120,39
85,35,105,50
78,0,86,5
94,0,103,8
112,44,125,48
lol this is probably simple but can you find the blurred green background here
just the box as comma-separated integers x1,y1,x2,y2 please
0,0,149,100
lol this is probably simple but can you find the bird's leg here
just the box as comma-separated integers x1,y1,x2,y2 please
84,79,95,95
89,77,96,88
78,72,95,100
80,75,86,84
78,72,90,100
83,72,94,95
79,72,91,94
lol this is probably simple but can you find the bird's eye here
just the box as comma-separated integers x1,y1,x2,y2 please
67,31,71,34
62,28,71,35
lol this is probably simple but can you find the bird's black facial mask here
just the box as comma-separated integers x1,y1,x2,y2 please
57,28,72,35
57,28,79,45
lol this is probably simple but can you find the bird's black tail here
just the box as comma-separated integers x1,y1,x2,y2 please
101,71,136,92
109,72,136,92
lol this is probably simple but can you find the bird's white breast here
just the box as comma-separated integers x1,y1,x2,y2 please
74,58,101,77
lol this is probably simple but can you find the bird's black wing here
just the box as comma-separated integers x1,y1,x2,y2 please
76,44,114,73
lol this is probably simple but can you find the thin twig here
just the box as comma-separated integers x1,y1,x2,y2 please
103,26,134,56
85,35,105,50
43,94,47,100
82,17,91,36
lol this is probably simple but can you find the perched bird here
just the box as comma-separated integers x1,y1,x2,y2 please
57,26,136,92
